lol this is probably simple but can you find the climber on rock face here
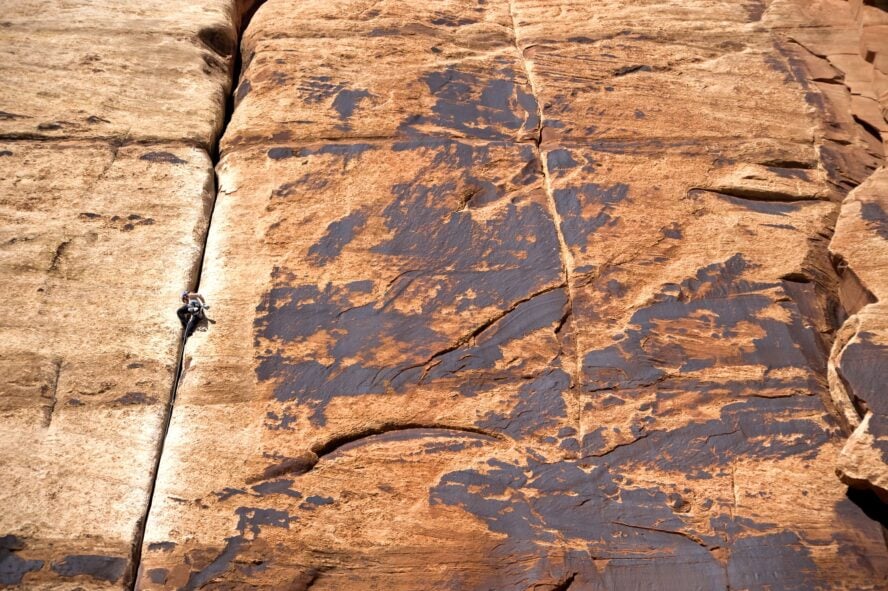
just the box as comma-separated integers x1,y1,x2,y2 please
177,290,209,338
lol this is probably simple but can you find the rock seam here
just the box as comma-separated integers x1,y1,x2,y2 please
128,2,268,587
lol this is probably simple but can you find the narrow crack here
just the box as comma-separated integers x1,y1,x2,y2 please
506,0,582,442
128,2,267,588
47,240,70,275
311,423,504,458
731,464,739,519
693,186,825,203
611,521,714,552
246,424,505,483
388,282,567,386
41,358,62,428
585,431,652,458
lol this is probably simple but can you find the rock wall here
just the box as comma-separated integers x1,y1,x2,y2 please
0,2,253,588
1,1,887,590
828,0,888,503
136,0,888,589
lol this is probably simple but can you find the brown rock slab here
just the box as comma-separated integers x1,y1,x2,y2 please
0,1,249,147
839,411,888,503
2,0,886,589
830,167,888,501
138,137,576,589
224,1,538,149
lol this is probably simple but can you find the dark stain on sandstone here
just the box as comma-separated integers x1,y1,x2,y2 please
0,535,44,586
140,151,186,164
115,391,158,405
299,496,334,510
554,183,629,250
431,391,828,587
197,25,235,58
546,149,578,176
147,567,168,584
267,147,295,159
860,202,888,240
182,508,294,590
51,554,127,583
252,479,303,499
478,369,570,438
307,210,368,265
254,145,562,424
582,255,826,394
332,89,371,120
302,76,347,104
399,68,539,140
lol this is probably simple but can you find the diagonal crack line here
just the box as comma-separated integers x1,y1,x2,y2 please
506,0,582,435
586,431,652,458
246,423,507,484
611,521,715,552
389,281,567,385
312,423,505,462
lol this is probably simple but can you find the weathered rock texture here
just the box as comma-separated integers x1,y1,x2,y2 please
0,2,253,588
134,0,888,590
767,0,888,503
820,0,888,503
3,0,888,590
831,167,888,501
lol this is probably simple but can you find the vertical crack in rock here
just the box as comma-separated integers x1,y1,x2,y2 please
551,571,577,591
129,2,267,587
507,0,582,438
40,358,62,428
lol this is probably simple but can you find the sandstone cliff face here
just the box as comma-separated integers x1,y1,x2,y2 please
2,1,888,590
826,0,888,505
0,2,252,588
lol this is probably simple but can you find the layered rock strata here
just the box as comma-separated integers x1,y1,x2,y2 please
0,2,253,588
136,1,888,590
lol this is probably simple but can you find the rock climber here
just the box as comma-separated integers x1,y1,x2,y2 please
177,291,209,338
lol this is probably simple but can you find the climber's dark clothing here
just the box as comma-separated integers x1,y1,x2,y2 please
177,304,191,328
178,292,207,337
184,310,201,337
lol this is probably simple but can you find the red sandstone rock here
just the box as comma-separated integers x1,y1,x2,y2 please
831,167,888,502
0,2,254,588
2,1,888,590
136,1,888,590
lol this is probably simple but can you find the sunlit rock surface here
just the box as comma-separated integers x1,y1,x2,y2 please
1,1,887,590
0,2,250,588
137,1,888,590
831,167,888,502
